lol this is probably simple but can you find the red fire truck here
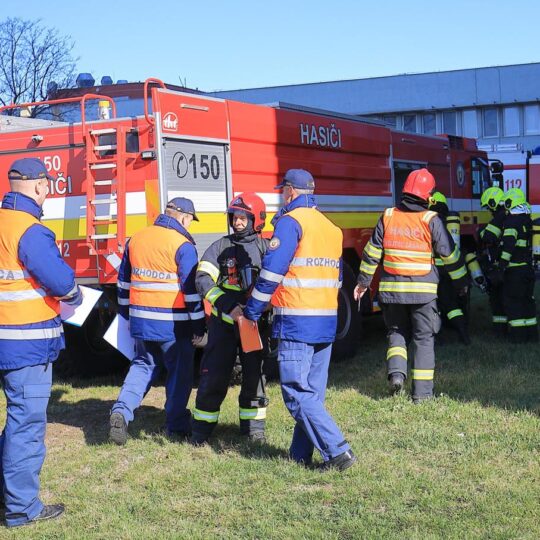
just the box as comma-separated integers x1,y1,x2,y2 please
0,79,493,371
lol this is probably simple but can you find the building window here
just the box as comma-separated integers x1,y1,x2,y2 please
423,114,436,135
383,115,397,128
483,108,499,137
462,110,478,138
443,111,457,135
403,114,417,133
524,104,540,134
503,106,520,137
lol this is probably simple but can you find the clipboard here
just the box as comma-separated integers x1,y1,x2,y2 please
237,315,263,353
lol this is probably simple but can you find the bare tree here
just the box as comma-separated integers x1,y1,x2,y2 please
0,17,77,117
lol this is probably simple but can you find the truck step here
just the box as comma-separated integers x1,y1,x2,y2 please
90,234,117,240
93,180,115,186
93,215,117,222
90,162,117,170
94,144,117,151
90,128,117,135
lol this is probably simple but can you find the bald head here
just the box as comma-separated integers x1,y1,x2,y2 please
9,178,49,206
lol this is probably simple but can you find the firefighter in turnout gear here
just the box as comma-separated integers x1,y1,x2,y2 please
429,192,470,344
191,193,269,445
110,197,205,445
244,169,356,472
499,188,538,342
478,186,507,330
355,169,468,403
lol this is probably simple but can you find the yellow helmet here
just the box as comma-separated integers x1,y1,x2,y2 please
480,187,504,210
503,188,527,210
429,191,447,208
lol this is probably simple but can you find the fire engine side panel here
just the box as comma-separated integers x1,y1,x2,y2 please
0,119,159,283
224,100,393,255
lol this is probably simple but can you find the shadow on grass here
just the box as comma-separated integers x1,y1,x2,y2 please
327,293,540,415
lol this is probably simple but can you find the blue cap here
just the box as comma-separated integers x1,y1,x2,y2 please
8,158,53,181
166,197,199,221
274,169,315,190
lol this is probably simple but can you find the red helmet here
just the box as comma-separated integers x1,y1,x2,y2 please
402,168,436,201
227,192,267,232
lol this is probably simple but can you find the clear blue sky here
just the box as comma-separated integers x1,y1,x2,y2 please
2,0,539,91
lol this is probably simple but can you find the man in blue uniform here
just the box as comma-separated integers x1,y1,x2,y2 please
244,169,355,472
110,197,205,444
0,158,82,528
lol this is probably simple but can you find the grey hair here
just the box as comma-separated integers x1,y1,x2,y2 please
294,188,314,195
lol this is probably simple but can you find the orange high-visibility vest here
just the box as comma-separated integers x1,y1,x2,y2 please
272,207,342,316
0,209,60,324
128,225,188,309
382,208,437,276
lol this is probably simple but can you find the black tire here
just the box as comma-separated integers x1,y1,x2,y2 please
332,262,361,361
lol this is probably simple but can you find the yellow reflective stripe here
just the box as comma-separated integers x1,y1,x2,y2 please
441,246,460,265
435,258,444,266
193,408,220,423
223,283,242,291
211,307,234,324
205,286,225,305
365,242,382,259
525,317,538,326
447,309,464,320
485,223,502,238
360,260,378,275
508,262,528,267
384,248,432,259
448,265,467,280
516,239,527,247
493,315,508,323
386,346,407,360
411,369,434,380
198,260,220,282
503,228,518,238
379,282,438,294
239,407,267,420
501,251,512,261
384,261,432,271
508,319,528,327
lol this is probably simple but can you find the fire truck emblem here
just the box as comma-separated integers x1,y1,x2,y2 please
456,162,465,187
163,112,178,131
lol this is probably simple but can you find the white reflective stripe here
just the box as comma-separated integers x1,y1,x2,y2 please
273,307,337,316
422,211,437,223
117,298,130,305
117,281,131,290
131,281,181,291
0,288,47,301
189,310,205,320
129,308,190,321
0,326,62,340
251,288,272,302
384,249,431,259
184,294,202,302
281,278,341,288
0,269,30,280
260,269,284,283
239,407,267,420
384,261,432,271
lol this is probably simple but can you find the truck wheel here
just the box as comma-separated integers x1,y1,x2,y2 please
332,262,361,361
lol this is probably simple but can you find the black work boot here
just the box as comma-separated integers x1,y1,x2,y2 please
389,373,405,395
8,504,65,528
247,432,266,444
190,432,209,447
318,450,357,472
109,412,128,445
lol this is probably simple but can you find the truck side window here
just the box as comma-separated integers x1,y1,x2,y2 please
471,157,490,198
126,129,139,153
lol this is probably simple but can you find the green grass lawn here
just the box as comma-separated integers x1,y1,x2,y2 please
1,289,539,539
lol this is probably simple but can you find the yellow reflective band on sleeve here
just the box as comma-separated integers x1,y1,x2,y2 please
447,309,464,320
205,286,225,306
211,307,234,324
435,258,444,267
222,283,243,291
501,251,512,261
503,228,518,238
485,223,502,238
360,260,378,275
411,369,434,381
441,246,461,265
508,262,528,268
516,240,527,247
365,242,382,259
198,260,220,282
193,408,220,423
508,318,538,327
448,265,467,280
386,346,407,360
379,282,438,294
239,407,267,420
525,317,538,326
